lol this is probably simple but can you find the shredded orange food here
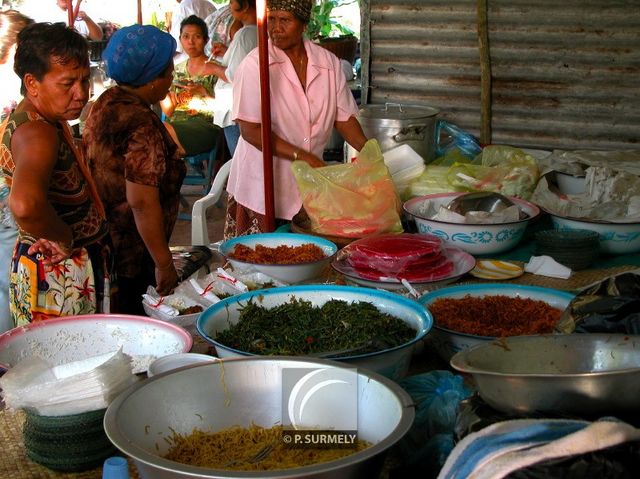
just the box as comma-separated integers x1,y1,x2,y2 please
229,243,326,264
163,425,370,471
429,294,562,337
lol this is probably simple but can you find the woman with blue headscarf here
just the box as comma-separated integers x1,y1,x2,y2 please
83,25,186,314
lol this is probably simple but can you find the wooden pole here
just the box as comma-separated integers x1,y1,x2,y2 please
66,0,74,28
72,0,83,23
137,0,143,24
477,0,492,144
257,0,275,232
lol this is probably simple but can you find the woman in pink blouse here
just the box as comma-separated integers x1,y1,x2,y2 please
224,0,366,238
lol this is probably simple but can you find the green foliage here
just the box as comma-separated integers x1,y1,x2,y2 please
150,11,166,32
306,0,355,41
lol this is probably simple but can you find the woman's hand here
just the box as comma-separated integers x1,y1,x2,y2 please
183,82,209,98
155,262,178,296
28,238,73,266
212,42,227,57
126,180,179,297
238,120,327,168
298,150,326,168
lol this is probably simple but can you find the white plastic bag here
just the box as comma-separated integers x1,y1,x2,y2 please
0,348,137,416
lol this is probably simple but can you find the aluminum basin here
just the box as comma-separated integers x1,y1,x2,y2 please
450,334,640,415
104,357,415,478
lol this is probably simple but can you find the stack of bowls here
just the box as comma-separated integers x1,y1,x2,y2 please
535,229,600,270
23,408,116,472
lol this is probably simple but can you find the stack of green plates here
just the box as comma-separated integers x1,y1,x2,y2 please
23,408,116,472
534,229,600,270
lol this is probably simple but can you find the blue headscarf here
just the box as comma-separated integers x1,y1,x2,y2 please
103,25,176,87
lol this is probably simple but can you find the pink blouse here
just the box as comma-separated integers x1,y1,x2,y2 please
226,39,359,220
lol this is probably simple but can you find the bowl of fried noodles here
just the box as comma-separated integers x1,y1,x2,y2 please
104,356,414,478
418,283,575,362
218,232,338,284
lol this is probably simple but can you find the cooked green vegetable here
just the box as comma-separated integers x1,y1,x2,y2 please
215,298,416,356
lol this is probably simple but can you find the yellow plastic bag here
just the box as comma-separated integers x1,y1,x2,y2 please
447,145,540,199
291,139,403,238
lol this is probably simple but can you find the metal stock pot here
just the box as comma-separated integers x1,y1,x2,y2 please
355,103,440,162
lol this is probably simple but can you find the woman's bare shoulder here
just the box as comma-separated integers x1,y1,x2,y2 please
10,116,58,160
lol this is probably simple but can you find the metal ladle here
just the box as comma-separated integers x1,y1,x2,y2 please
447,192,528,219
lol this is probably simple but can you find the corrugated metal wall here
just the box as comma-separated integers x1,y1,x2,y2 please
361,0,640,150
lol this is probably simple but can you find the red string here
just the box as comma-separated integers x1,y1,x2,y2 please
201,281,215,296
151,296,165,307
216,273,237,285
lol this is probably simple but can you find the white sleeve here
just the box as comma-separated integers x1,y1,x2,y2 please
170,4,185,43
223,27,258,83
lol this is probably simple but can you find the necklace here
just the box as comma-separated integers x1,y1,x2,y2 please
292,54,307,88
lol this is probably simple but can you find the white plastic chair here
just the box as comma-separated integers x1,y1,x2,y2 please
191,160,232,245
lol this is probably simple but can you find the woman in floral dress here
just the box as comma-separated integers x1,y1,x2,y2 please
161,14,224,157
0,23,112,326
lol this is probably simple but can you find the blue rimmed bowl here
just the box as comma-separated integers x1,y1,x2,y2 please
403,192,540,255
418,284,575,362
550,214,640,255
218,233,338,283
197,285,433,380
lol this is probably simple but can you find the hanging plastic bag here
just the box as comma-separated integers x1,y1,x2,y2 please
434,120,483,162
292,139,403,238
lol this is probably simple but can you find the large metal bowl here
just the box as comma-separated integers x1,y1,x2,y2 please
196,285,433,380
450,334,640,415
104,357,415,479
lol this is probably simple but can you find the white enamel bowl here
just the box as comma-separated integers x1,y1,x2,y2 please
418,284,575,362
197,285,432,380
403,192,540,255
147,352,218,377
550,214,640,255
218,233,338,283
555,171,586,195
0,314,192,374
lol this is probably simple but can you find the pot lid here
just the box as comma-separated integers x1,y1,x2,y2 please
359,103,439,120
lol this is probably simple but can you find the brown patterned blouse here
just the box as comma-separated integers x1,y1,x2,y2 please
83,87,186,278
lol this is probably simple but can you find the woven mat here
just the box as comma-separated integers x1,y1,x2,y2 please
330,262,639,294
0,409,140,479
460,263,639,292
